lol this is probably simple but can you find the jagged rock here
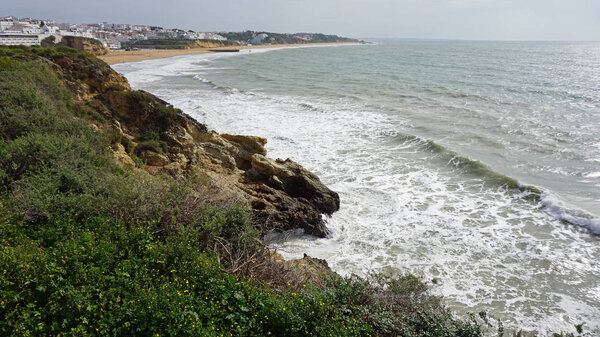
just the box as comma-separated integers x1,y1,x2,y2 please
222,134,268,158
165,125,340,236
270,251,334,285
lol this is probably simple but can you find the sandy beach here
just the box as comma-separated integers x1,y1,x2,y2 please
99,42,357,65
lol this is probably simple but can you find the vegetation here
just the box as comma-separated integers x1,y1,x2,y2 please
122,32,359,50
123,39,238,50
221,31,360,45
0,45,526,336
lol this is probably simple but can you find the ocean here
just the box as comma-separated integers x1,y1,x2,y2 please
113,41,600,334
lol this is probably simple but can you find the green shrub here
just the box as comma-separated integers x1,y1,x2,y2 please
107,128,133,153
121,136,133,153
107,126,123,145
137,131,160,142
133,156,144,168
134,139,166,154
124,91,181,132
194,205,254,242
0,210,488,337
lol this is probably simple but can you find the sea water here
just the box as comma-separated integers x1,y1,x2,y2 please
114,41,600,334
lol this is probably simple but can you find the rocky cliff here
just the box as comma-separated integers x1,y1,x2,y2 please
46,46,340,238
59,36,110,56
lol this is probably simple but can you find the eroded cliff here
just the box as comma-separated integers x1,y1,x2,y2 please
45,45,339,238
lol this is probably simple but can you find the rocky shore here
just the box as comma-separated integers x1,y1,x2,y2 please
51,48,340,238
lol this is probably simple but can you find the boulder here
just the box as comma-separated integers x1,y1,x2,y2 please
139,151,170,167
112,143,136,169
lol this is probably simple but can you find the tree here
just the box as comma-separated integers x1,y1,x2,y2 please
41,35,55,47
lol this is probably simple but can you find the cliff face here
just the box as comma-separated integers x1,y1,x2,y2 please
49,48,340,237
59,36,110,56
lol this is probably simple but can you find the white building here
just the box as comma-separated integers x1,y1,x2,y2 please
102,38,121,49
294,34,311,41
5,24,43,35
41,25,59,35
250,33,268,45
0,20,13,31
60,30,95,39
195,32,227,41
0,33,40,46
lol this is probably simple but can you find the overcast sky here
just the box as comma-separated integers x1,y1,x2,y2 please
4,0,600,41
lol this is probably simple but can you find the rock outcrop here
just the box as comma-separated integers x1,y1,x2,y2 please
270,252,334,285
158,116,340,236
44,48,340,237
60,36,110,56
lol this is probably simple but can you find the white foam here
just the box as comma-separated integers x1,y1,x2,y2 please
541,194,600,234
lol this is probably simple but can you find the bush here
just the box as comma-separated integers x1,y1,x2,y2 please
133,156,144,168
107,127,133,153
134,131,168,154
124,91,181,132
121,136,133,153
193,205,254,242
134,139,166,154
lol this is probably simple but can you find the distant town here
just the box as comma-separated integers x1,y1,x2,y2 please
0,15,358,49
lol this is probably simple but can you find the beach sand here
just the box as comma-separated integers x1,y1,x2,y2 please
99,42,356,65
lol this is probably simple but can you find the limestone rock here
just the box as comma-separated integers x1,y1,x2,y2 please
60,36,109,56
139,151,170,167
270,251,334,285
112,143,135,169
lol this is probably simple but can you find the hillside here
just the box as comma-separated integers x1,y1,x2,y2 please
123,39,239,50
0,45,488,336
221,31,360,45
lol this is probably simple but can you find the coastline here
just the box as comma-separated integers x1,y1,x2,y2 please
99,42,357,65
4,41,599,336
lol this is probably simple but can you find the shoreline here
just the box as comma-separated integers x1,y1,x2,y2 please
99,42,358,65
